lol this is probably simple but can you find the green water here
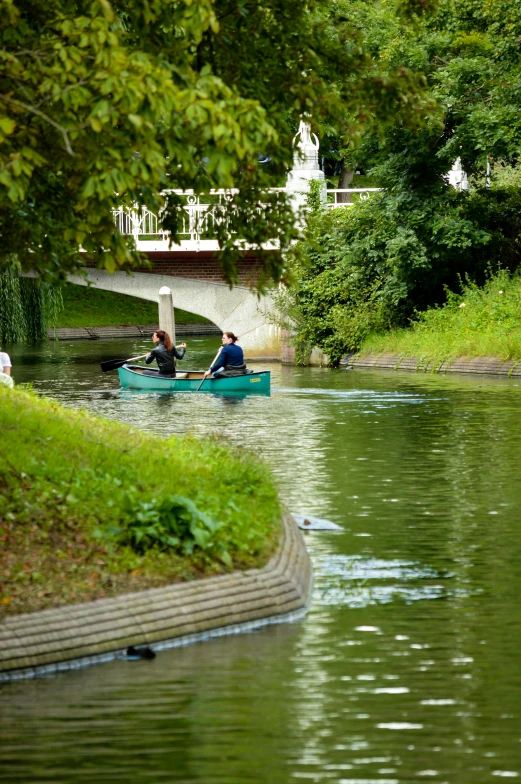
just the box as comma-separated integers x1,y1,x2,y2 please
2,337,521,783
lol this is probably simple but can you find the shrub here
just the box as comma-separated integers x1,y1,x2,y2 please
108,493,232,567
278,184,521,365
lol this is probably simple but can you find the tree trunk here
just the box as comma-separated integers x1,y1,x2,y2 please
337,164,354,203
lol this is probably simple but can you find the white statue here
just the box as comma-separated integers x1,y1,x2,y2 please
292,120,320,171
296,120,315,149
447,157,469,191
286,119,325,208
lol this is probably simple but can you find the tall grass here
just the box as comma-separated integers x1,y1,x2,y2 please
360,269,521,362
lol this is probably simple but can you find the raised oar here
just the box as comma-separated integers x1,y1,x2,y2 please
196,348,222,391
100,354,148,373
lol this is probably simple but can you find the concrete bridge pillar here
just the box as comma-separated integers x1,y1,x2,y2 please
158,286,176,343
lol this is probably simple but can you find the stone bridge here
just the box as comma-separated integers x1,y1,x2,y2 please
69,251,281,358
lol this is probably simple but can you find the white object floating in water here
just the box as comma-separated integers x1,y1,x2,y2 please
292,513,342,531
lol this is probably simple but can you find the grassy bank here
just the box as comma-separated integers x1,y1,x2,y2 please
0,387,281,617
359,270,521,363
56,284,210,328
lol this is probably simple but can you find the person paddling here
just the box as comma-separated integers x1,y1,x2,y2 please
204,332,247,378
144,330,186,377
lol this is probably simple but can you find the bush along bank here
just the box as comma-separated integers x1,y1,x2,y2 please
275,184,521,368
358,269,521,365
0,387,281,618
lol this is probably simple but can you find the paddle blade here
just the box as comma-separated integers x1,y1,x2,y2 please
100,358,127,372
100,353,148,372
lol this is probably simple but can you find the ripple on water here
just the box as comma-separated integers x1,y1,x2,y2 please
314,555,447,607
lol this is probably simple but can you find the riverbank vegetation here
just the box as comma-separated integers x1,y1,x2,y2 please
0,387,281,617
360,270,521,362
57,284,210,329
281,0,521,365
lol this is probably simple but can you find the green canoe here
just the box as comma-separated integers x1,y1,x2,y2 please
117,364,271,394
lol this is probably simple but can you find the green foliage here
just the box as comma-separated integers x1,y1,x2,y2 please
280,182,521,364
361,269,521,361
19,277,47,343
0,0,433,286
111,493,231,566
42,282,64,333
0,386,281,614
0,272,25,343
0,273,63,343
340,0,521,191
283,0,521,363
306,179,324,213
471,161,521,190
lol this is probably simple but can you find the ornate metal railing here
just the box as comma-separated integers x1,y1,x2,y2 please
112,187,381,245
113,205,160,237
325,188,383,208
113,190,245,244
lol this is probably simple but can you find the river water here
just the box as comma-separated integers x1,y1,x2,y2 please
2,336,521,783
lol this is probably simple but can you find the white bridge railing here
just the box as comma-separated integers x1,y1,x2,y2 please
325,188,382,209
113,190,242,244
112,187,382,249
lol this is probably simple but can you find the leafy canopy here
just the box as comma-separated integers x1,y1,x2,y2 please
0,0,432,285
282,0,521,362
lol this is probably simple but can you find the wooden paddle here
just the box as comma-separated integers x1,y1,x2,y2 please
100,354,148,373
196,348,222,391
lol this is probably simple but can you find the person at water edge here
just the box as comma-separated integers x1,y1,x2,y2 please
144,330,186,377
0,349,13,387
204,332,247,378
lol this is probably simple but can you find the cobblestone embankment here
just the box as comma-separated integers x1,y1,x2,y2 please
48,324,221,341
0,514,312,681
346,354,521,377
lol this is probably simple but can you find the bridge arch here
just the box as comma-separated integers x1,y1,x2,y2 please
67,269,281,358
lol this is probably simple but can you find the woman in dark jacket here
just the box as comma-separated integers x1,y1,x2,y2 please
144,330,186,377
205,332,247,378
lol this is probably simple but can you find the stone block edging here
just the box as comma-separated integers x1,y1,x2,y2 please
0,513,312,682
47,324,221,341
346,354,521,377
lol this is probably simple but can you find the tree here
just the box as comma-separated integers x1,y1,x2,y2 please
0,0,432,286
0,274,62,342
281,0,521,362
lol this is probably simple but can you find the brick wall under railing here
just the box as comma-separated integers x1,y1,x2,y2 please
86,252,267,286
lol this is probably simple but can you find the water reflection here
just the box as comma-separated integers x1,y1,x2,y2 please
2,338,521,782
315,554,446,607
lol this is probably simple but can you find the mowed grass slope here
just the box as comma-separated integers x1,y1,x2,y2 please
360,270,521,364
0,387,281,617
56,284,210,328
